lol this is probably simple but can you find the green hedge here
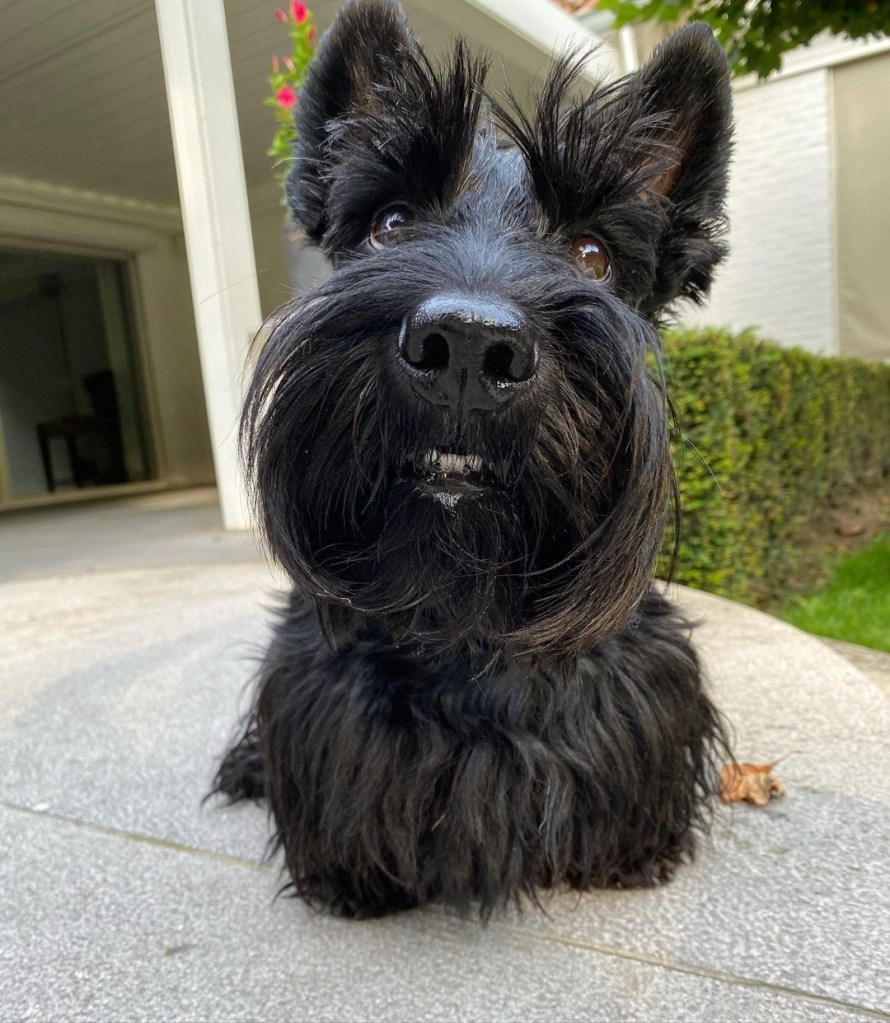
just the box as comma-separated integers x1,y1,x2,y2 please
658,327,890,605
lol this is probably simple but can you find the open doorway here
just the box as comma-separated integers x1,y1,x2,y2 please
0,246,154,503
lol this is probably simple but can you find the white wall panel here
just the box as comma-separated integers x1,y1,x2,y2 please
683,69,837,355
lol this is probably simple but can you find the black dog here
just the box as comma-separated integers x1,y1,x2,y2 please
214,0,732,918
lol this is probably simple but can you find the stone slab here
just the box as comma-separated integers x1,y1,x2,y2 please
0,565,279,864
0,806,877,1023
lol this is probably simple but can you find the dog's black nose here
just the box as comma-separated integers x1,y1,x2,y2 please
398,294,537,411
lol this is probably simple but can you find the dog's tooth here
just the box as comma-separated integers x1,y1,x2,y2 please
417,449,490,478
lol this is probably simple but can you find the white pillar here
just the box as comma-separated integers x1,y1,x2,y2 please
618,26,640,73
154,0,261,530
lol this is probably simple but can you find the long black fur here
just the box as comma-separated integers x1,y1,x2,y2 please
213,0,733,918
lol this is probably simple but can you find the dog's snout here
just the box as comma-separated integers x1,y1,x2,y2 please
398,294,537,411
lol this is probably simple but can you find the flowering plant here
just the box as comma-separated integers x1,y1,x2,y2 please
266,2,316,192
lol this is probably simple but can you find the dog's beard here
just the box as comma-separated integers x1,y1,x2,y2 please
243,261,675,658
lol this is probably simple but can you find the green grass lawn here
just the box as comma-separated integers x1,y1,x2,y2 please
780,535,890,653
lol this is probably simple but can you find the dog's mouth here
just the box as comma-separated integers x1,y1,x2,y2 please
404,448,498,500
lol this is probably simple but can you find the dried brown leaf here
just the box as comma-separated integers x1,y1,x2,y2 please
719,759,786,806
835,518,866,537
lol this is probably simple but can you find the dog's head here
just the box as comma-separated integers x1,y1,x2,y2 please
245,0,731,658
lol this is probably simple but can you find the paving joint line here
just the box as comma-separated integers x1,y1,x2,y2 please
490,920,890,1021
0,798,275,875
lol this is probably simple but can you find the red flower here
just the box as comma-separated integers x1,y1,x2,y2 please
290,1,308,23
275,8,287,22
275,85,298,109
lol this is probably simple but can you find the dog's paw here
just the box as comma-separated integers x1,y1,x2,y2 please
300,872,421,919
600,858,677,889
209,734,265,804
589,835,695,890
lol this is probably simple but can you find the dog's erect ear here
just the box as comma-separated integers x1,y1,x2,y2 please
636,23,732,203
633,23,733,312
287,0,419,241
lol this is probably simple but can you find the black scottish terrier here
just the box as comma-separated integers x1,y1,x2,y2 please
214,0,733,918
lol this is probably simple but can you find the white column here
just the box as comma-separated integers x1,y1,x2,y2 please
618,26,640,73
154,0,261,529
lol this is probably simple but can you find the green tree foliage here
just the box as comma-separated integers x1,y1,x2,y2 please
598,0,890,77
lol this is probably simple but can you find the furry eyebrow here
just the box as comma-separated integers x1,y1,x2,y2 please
322,44,490,246
490,56,675,230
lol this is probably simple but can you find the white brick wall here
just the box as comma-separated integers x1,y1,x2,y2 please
682,69,838,355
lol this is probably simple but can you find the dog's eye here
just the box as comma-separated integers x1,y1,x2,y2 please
570,237,611,281
369,206,413,249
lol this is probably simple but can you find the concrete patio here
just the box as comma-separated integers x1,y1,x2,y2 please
1,489,888,1022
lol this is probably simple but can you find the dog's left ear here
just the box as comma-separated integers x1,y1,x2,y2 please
286,0,419,242
633,23,733,313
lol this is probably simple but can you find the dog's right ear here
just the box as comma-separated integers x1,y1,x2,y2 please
286,0,419,241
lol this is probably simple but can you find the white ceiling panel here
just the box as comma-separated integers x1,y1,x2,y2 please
0,0,585,206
